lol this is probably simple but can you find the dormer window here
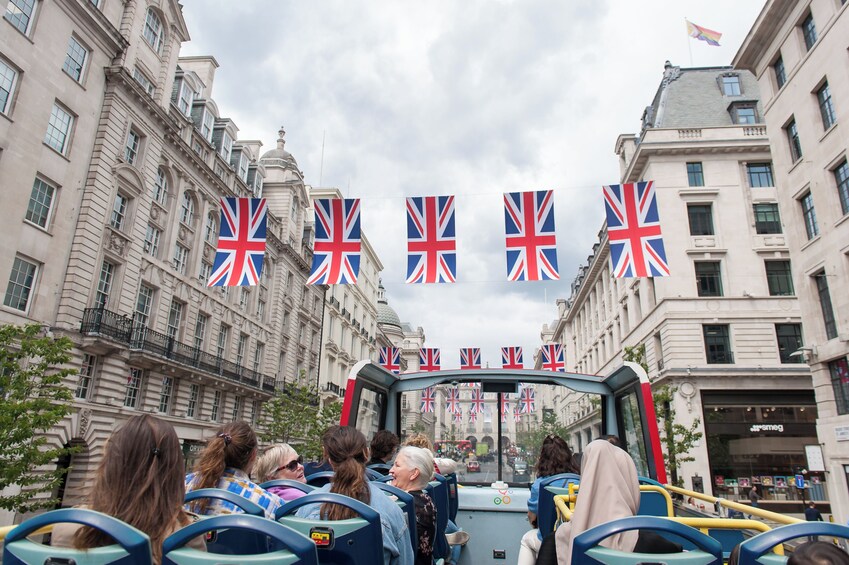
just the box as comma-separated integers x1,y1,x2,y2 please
238,153,249,182
143,8,164,54
247,166,263,198
721,75,741,96
217,131,233,162
178,81,194,116
201,109,214,142
729,102,758,125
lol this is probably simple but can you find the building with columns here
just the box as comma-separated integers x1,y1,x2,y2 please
734,0,849,517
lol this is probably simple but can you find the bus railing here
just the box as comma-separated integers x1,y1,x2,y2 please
665,485,803,526
0,524,53,543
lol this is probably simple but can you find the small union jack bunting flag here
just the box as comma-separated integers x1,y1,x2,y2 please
469,388,485,413
380,347,401,375
603,181,669,278
406,195,457,284
419,348,441,372
541,344,566,372
208,197,268,287
514,407,522,422
460,347,482,370
420,387,435,413
519,387,536,413
504,190,559,281
307,198,361,285
501,346,523,370
453,410,463,424
446,388,461,414
468,410,477,423
500,397,510,420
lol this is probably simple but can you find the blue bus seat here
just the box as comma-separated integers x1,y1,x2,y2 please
638,476,664,487
162,514,318,565
3,508,152,565
572,516,723,565
426,477,450,560
367,463,392,475
443,472,459,522
372,482,418,556
183,488,266,554
737,522,849,565
538,473,580,536
305,471,335,488
274,491,384,564
365,467,385,480
636,486,674,517
259,479,316,496
375,474,394,483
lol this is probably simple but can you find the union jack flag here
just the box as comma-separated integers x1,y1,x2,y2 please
541,344,565,372
468,410,477,423
503,190,559,281
208,198,268,287
380,347,401,375
406,195,457,284
453,410,463,424
460,347,481,370
603,182,669,278
446,387,461,414
469,388,485,413
519,387,536,413
501,346,523,370
514,407,522,423
307,198,361,285
420,387,435,413
419,348,441,372
500,397,510,422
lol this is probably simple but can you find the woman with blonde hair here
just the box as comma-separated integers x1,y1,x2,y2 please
252,443,308,501
51,415,204,563
403,433,434,452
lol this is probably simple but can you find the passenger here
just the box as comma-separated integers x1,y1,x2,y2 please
404,432,434,452
368,429,401,472
185,421,283,520
788,541,849,565
390,446,437,565
252,443,308,501
295,425,414,565
517,434,579,565
51,415,205,564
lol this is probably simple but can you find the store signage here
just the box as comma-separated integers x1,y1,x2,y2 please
836,426,849,442
805,444,825,472
749,424,784,433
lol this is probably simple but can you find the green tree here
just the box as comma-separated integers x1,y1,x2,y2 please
516,409,571,470
0,324,77,512
623,344,702,486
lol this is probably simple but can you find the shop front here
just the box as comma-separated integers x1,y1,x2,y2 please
182,439,206,472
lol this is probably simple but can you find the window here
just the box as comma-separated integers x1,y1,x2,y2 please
257,299,265,320
177,81,193,116
179,192,194,225
0,58,17,114
3,257,37,311
135,284,154,326
218,131,233,162
687,204,714,236
785,119,802,162
166,299,182,339
704,325,733,364
216,325,230,358
800,192,819,240
25,177,56,228
44,103,73,154
238,152,249,182
110,193,128,230
835,160,849,215
721,75,741,96
830,358,849,415
132,67,155,96
187,384,199,418
776,324,804,364
732,105,757,124
239,288,249,310
814,271,837,340
158,376,174,413
62,36,87,82
153,167,168,204
817,82,836,130
765,260,794,296
249,400,258,425
124,367,143,408
695,261,723,297
802,12,817,51
204,213,217,244
291,199,299,222
125,129,141,165
76,354,96,399
94,261,114,308
686,162,704,187
210,390,221,421
172,243,188,275
5,0,37,35
143,224,161,257
236,334,247,367
142,8,164,53
199,261,212,283
747,163,774,187
201,109,214,142
194,313,208,350
253,342,264,373
232,395,242,421
773,57,786,89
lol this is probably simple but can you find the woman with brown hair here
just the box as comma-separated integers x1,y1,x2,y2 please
185,420,283,520
51,414,204,564
295,425,415,564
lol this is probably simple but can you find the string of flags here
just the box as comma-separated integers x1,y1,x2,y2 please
379,345,567,375
418,383,537,417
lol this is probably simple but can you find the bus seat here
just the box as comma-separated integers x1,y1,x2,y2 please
443,472,459,522
367,463,392,475
372,481,418,556
162,514,318,565
3,508,152,565
737,522,849,565
305,471,335,488
375,474,394,483
638,476,664,487
183,488,266,554
259,479,316,496
538,473,581,536
365,467,385,480
274,492,384,564
426,478,450,561
572,516,723,565
636,486,674,517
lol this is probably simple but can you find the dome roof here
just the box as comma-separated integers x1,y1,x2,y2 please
376,280,402,329
260,126,299,170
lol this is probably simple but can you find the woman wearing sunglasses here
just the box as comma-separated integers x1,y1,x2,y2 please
253,443,308,501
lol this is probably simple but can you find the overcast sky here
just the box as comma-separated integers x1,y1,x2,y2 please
180,1,765,370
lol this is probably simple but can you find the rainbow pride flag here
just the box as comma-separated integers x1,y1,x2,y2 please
687,20,722,46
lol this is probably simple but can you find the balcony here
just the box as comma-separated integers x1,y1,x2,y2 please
325,382,342,396
81,308,275,393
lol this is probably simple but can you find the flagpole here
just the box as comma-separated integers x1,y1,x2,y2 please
685,17,694,67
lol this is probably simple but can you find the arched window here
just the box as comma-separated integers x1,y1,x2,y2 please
179,192,194,225
143,8,165,54
153,167,168,204
204,212,217,243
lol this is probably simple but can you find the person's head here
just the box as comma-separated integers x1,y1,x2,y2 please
321,425,370,520
190,421,258,512
809,502,817,508
788,541,849,565
74,415,184,563
253,443,305,484
403,433,434,452
536,434,580,477
390,446,434,491
434,457,457,475
601,434,622,448
370,430,400,463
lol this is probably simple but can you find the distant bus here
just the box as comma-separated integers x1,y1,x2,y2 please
434,439,473,456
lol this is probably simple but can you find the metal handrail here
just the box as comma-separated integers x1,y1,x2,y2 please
0,524,53,543
665,485,803,525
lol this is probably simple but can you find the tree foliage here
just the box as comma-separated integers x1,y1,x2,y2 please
0,324,77,512
516,409,572,470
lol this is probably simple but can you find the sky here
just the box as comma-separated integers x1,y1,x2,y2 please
180,1,766,370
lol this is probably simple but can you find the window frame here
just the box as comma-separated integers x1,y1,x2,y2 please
178,80,193,116
124,367,143,408
4,0,38,36
785,119,802,162
158,376,174,414
132,67,155,96
829,358,849,416
76,353,97,399
94,260,114,309
143,224,161,258
732,105,757,125
172,243,189,275
142,7,165,54
110,192,128,230
179,192,194,226
44,102,75,155
0,57,18,115
776,323,804,364
765,260,795,296
62,34,89,83
814,271,837,340
834,160,849,216
194,313,208,351
3,256,38,312
125,128,141,165
153,167,168,205
773,56,786,89
816,81,836,130
166,299,183,339
135,283,154,327
721,75,741,96
25,176,56,229
187,383,200,418
686,162,705,187
695,261,723,297
687,204,715,236
703,324,733,364
201,108,214,142
802,12,817,51
747,163,774,188
800,191,819,240
210,389,221,421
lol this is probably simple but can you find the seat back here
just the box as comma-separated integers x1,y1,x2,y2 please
426,477,450,560
538,473,580,536
183,488,266,554
372,482,418,556
3,508,152,565
163,514,318,565
305,471,335,488
572,516,723,565
443,472,459,522
636,485,674,517
259,479,316,496
737,522,849,565
367,463,392,475
275,492,384,564
365,467,385,480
